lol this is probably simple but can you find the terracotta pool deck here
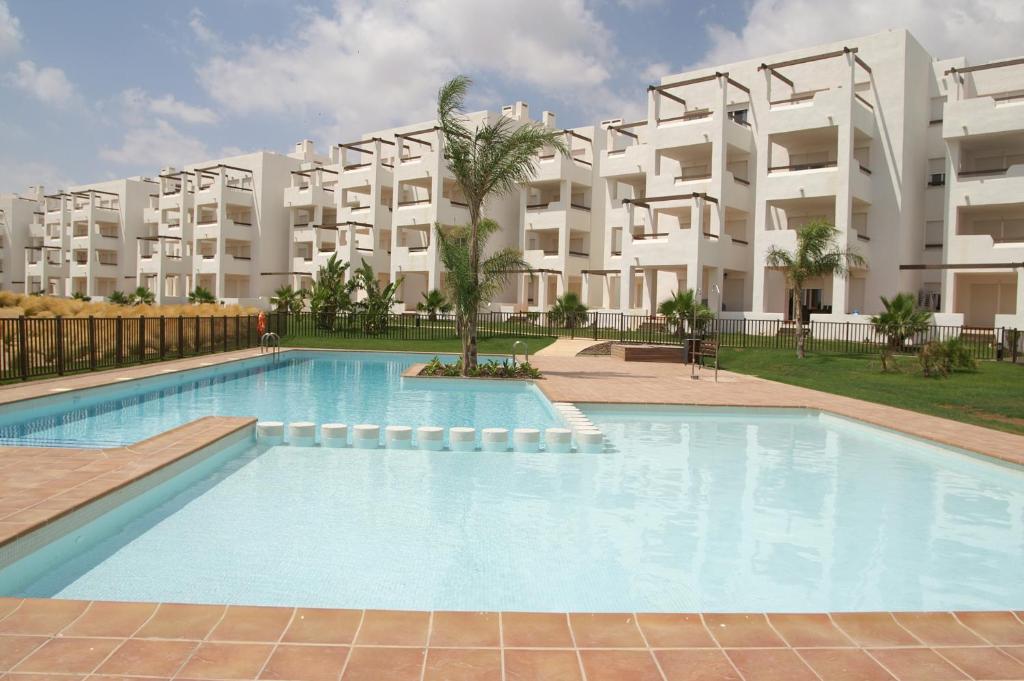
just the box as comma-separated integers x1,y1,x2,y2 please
0,349,1022,679
0,602,1023,680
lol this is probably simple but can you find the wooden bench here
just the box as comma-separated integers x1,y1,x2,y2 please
611,344,685,363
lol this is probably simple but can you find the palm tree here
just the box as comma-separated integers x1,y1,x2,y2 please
549,292,589,334
107,290,130,306
871,292,932,371
657,289,713,337
417,288,452,321
351,261,402,334
188,287,216,304
271,285,306,314
437,219,528,372
131,287,156,306
71,291,91,302
437,75,567,372
308,254,355,329
765,220,865,359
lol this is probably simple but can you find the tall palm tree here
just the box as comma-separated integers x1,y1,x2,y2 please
437,219,528,370
417,289,452,321
658,289,713,337
765,220,865,358
549,292,589,333
437,75,567,372
188,287,216,304
271,285,306,314
871,292,932,371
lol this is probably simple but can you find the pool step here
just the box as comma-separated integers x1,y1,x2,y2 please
254,416,604,453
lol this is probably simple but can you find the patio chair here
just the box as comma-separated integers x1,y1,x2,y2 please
695,339,719,382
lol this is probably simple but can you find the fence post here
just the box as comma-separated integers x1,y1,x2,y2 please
194,316,201,355
55,316,64,376
138,316,146,363
619,313,624,343
115,316,123,365
223,316,228,353
17,317,28,380
159,316,166,360
178,316,184,358
88,316,97,371
235,315,240,349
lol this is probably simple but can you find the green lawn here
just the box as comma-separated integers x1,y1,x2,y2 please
280,334,556,356
721,347,1024,436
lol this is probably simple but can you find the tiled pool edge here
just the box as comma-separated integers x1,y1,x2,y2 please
0,602,1021,680
0,416,256,551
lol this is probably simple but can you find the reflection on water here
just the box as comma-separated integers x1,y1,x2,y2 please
8,407,1024,612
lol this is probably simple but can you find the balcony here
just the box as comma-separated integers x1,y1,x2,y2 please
763,88,875,137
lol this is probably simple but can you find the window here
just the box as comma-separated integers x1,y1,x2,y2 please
925,220,944,248
927,157,946,186
728,108,749,125
929,96,945,124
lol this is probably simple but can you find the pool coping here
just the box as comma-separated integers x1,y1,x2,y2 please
0,416,256,551
0,600,1021,680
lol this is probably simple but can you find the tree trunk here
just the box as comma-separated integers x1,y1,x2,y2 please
794,285,806,359
465,205,481,374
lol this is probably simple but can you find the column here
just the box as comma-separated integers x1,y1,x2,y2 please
708,266,725,315
644,268,659,314
619,266,634,312
1016,268,1024,318
580,272,591,307
830,50,858,316
708,74,728,237
537,272,549,310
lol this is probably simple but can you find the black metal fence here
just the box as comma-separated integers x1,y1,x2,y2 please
0,315,261,382
269,311,1022,362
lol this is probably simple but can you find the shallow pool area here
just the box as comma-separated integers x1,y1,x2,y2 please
3,404,1021,613
0,351,558,447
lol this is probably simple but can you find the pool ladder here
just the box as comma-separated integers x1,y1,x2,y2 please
260,332,280,357
511,340,529,365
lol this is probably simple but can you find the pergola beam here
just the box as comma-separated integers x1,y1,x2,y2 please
946,56,1024,76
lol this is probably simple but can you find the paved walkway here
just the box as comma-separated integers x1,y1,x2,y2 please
0,601,1023,680
531,354,1024,466
533,338,609,357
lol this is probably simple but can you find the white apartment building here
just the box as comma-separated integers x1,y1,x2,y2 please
2,29,1022,328
140,151,303,305
1,186,44,293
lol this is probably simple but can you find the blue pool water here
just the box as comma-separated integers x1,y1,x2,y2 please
2,404,1021,612
0,351,558,447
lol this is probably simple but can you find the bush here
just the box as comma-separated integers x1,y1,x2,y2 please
421,356,541,379
918,337,977,377
0,292,256,318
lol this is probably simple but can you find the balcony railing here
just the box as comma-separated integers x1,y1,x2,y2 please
396,198,432,206
632,232,669,240
958,167,1009,178
768,161,838,173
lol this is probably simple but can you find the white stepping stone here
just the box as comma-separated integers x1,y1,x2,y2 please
288,421,316,447
576,428,604,453
449,427,476,452
386,425,413,450
513,428,540,453
481,427,509,452
545,427,573,453
352,424,380,449
256,421,284,445
417,426,444,451
321,423,348,448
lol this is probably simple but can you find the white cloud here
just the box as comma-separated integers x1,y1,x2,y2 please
641,62,672,82
0,157,75,194
188,7,220,48
148,93,218,124
0,0,21,54
116,88,218,125
5,60,76,106
195,0,623,139
99,119,212,168
699,0,1024,67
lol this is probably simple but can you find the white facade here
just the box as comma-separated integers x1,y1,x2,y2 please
2,29,1022,327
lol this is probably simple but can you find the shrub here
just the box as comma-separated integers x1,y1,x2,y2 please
0,293,256,319
421,355,541,379
918,337,977,377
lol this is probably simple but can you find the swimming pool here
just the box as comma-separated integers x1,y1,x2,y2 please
2,404,1021,612
0,351,558,447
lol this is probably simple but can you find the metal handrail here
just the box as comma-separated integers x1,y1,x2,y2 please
260,332,280,355
511,340,529,366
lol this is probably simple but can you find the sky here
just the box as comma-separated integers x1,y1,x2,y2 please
1,0,1023,193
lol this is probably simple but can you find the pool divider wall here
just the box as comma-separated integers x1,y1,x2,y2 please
254,410,605,454
0,423,255,593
